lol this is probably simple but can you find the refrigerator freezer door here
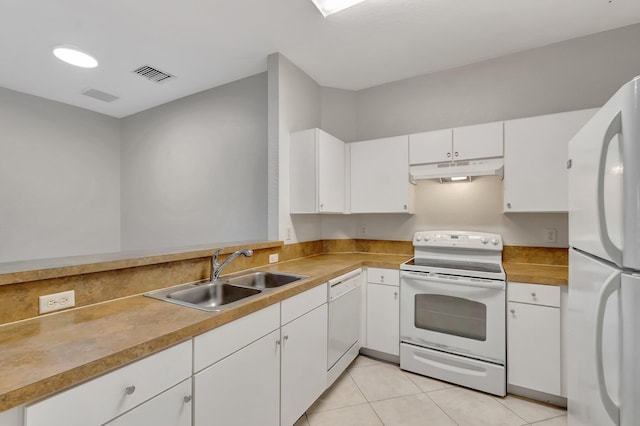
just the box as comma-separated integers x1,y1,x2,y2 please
568,82,627,266
568,249,620,426
621,273,640,426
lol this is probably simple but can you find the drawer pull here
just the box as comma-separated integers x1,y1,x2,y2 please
125,385,136,395
510,309,515,314
184,395,192,404
380,275,384,282
531,292,537,298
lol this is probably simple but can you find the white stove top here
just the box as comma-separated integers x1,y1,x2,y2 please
402,230,505,280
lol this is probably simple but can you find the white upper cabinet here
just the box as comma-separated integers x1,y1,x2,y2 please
410,122,503,165
290,128,346,214
350,135,414,214
409,129,452,164
503,109,597,213
452,121,503,161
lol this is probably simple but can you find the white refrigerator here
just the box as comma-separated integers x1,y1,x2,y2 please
568,76,640,426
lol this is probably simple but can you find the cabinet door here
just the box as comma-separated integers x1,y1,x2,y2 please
366,283,400,356
281,304,328,426
194,329,280,426
503,109,596,212
409,129,453,164
453,121,503,161
317,130,346,213
508,301,561,395
105,379,192,426
350,136,412,213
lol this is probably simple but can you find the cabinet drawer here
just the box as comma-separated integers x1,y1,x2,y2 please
194,303,280,372
508,282,560,307
25,340,192,426
367,268,399,287
281,283,327,325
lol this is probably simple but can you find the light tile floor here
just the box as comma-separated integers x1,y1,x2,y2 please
295,356,567,426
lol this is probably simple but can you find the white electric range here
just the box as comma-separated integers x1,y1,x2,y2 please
399,230,507,396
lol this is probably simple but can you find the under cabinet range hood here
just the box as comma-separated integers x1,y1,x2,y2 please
409,158,504,182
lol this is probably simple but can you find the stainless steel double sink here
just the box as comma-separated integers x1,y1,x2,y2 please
145,271,307,312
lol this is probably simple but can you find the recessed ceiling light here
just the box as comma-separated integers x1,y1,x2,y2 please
311,0,367,17
53,47,98,68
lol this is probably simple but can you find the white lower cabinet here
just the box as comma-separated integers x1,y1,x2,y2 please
281,304,328,426
0,406,23,426
507,282,562,397
24,340,192,426
194,329,281,426
105,379,192,426
365,268,400,356
193,284,328,426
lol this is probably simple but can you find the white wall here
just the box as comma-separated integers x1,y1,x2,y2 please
269,53,324,244
318,24,640,247
0,87,121,262
120,73,268,250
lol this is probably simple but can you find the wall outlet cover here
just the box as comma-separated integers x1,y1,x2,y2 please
39,290,76,314
269,253,279,264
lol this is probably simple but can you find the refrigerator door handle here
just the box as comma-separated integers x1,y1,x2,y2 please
594,269,621,423
597,110,623,263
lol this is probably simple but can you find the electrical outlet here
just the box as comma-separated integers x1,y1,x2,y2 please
544,228,557,243
360,225,367,236
39,290,75,314
269,253,279,264
285,227,292,241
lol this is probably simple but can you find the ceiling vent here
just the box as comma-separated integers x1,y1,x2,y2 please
81,88,119,103
133,65,175,83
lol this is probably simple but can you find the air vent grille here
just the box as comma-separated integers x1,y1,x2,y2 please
133,65,175,83
81,88,119,103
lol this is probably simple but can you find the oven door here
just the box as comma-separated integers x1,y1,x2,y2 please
400,270,505,364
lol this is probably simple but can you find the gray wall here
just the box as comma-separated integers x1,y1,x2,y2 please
319,24,640,247
355,24,640,140
0,87,121,262
120,73,268,250
269,53,324,243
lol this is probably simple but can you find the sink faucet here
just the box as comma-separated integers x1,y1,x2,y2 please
211,248,253,281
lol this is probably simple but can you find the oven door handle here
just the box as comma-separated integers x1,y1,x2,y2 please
400,271,505,290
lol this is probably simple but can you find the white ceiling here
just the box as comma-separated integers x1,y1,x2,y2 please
1,0,639,118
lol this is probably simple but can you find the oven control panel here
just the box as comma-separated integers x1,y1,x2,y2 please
413,231,503,250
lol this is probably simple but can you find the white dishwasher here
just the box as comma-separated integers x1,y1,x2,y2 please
327,269,362,385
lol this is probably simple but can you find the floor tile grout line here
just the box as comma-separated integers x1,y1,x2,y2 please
422,389,461,426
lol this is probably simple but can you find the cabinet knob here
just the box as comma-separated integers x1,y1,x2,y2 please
284,335,289,341
447,152,451,158
320,203,323,210
125,385,136,395
454,152,459,157
510,309,515,314
380,275,384,282
506,203,512,209
184,395,192,404
276,339,281,347
394,292,398,299
531,292,536,298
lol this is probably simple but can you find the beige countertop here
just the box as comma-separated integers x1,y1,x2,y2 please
0,253,410,412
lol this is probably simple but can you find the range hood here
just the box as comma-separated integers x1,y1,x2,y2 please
410,157,504,181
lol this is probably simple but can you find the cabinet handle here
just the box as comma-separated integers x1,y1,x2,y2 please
380,275,384,282
454,152,459,157
447,152,451,158
320,203,323,210
276,339,281,347
125,385,136,395
510,309,515,314
403,204,407,210
506,203,512,209
394,292,398,299
284,335,289,341
531,292,536,298
184,395,192,403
